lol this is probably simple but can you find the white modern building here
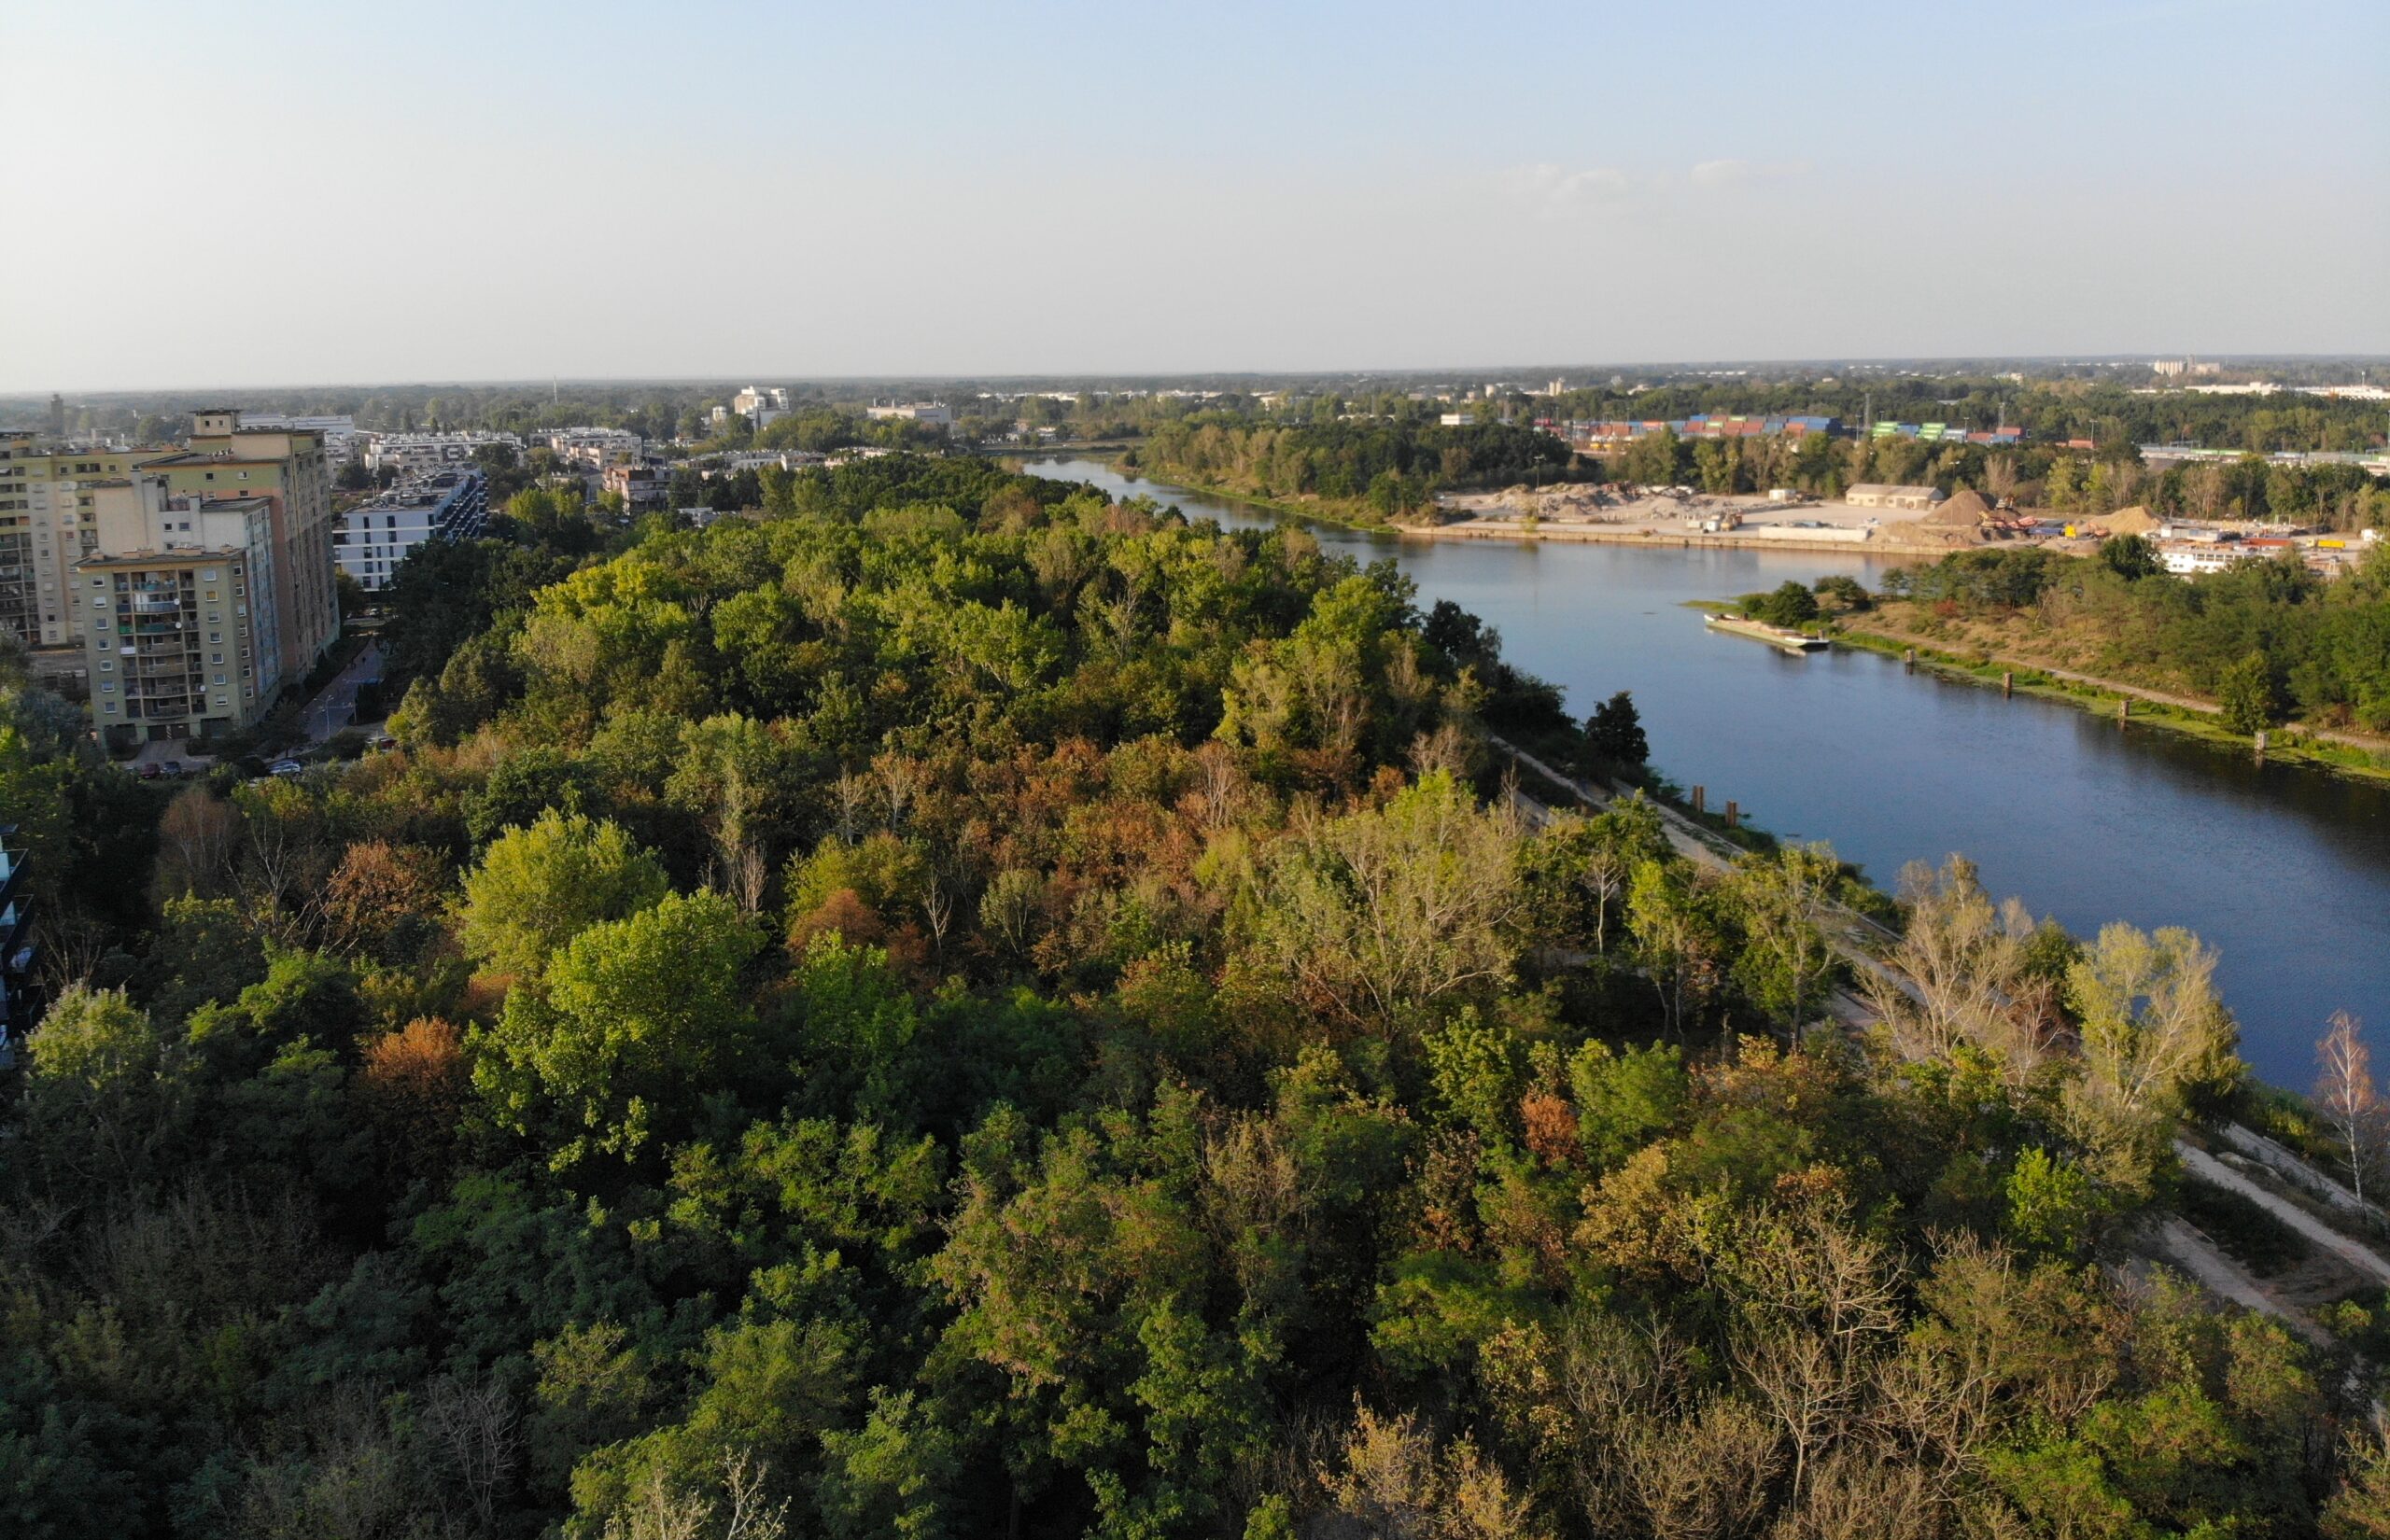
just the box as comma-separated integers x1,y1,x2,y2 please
733,385,790,424
334,469,487,590
865,399,952,427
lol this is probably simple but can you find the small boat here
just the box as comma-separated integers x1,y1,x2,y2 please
1705,613,1829,653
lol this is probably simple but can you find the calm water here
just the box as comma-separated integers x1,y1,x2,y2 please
1029,458,2390,1088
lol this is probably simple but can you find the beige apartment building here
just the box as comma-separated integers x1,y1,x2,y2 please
0,432,167,649
0,413,334,677
74,477,284,743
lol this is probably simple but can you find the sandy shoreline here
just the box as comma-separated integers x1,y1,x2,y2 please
1395,517,1969,559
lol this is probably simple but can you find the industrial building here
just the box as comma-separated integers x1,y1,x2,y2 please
1845,483,1947,511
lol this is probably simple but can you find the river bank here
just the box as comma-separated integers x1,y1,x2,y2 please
1829,622,2390,785
1025,456,2390,1091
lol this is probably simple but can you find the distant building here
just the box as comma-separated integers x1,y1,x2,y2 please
733,386,790,428
604,463,670,514
46,394,64,438
1441,413,1478,427
541,427,644,466
334,469,487,591
1845,483,1946,511
366,431,521,474
866,400,952,427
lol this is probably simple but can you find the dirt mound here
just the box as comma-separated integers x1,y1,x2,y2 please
1922,488,1991,527
2101,505,2160,535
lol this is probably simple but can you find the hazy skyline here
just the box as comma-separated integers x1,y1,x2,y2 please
5,0,2384,393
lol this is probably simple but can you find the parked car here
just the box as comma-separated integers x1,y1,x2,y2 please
161,760,184,777
268,760,305,777
137,763,163,780
373,735,398,752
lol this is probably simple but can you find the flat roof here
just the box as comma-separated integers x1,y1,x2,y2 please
74,547,247,569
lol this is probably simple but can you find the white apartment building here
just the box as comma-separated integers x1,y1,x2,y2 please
366,430,522,474
334,469,487,590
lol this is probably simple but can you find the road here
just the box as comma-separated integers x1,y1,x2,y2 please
300,639,382,744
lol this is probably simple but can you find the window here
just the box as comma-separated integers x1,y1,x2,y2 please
103,703,117,715
101,682,114,693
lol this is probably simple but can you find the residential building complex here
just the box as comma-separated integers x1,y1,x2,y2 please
334,469,487,590
1,411,335,672
365,430,521,475
541,427,644,466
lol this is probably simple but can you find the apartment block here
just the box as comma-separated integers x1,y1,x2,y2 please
542,427,644,467
75,478,284,744
335,469,487,590
134,409,338,680
366,430,521,475
0,430,173,649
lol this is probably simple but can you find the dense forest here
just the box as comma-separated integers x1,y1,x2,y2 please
1873,539,2390,735
1129,414,1574,521
6,456,2390,1538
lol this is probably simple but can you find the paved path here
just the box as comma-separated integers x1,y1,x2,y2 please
2179,1141,2390,1288
299,639,381,744
1852,620,2389,756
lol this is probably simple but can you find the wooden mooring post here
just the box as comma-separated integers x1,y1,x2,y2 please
2118,697,2130,722
1904,648,1917,671
2002,670,2014,698
1724,800,1740,831
1692,786,1706,815
2255,729,2268,760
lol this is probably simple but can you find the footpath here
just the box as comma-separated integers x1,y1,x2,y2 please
1488,731,2385,1342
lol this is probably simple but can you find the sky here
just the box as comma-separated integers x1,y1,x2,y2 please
3,0,2385,391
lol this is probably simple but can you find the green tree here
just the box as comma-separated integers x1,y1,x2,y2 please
2216,651,2279,735
457,810,670,980
473,889,765,1165
1582,691,1649,774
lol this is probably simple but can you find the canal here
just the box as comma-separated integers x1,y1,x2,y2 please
1027,458,2390,1089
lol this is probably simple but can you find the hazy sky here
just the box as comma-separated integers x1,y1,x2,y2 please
4,0,2384,390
